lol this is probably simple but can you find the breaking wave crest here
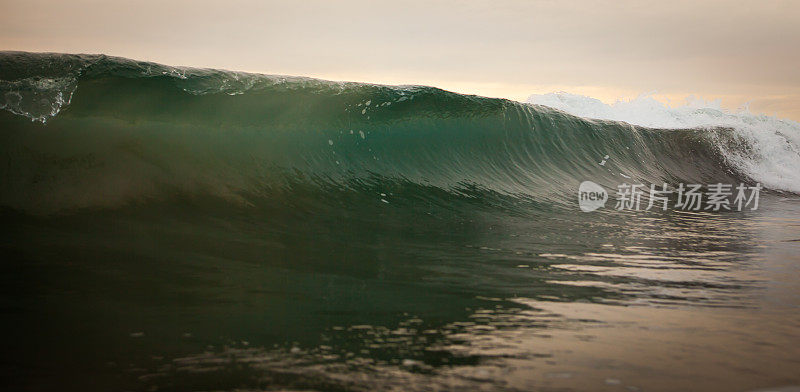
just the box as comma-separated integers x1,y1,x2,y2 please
528,92,800,194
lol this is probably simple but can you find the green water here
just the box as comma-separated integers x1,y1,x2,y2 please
3,194,800,391
1,52,800,391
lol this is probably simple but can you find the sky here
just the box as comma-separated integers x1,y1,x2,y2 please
2,0,799,120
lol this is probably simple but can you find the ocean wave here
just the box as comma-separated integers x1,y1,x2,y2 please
0,52,788,214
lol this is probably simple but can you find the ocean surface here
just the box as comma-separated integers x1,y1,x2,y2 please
1,52,799,392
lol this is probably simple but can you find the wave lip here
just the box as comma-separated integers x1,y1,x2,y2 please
528,92,800,194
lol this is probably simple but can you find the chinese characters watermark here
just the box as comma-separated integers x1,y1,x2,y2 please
579,181,762,212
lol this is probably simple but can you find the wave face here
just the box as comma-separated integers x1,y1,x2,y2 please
0,52,793,214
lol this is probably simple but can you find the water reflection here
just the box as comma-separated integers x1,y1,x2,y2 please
2,192,799,391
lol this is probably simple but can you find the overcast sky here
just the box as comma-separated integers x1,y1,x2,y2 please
2,0,799,120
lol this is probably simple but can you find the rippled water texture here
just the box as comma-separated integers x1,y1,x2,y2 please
3,193,799,391
2,52,800,391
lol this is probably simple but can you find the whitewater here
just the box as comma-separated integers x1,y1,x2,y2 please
528,92,800,193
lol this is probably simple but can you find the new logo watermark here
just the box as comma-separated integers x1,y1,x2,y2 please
578,181,608,212
579,182,762,212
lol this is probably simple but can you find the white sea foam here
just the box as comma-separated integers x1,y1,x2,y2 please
527,92,800,193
